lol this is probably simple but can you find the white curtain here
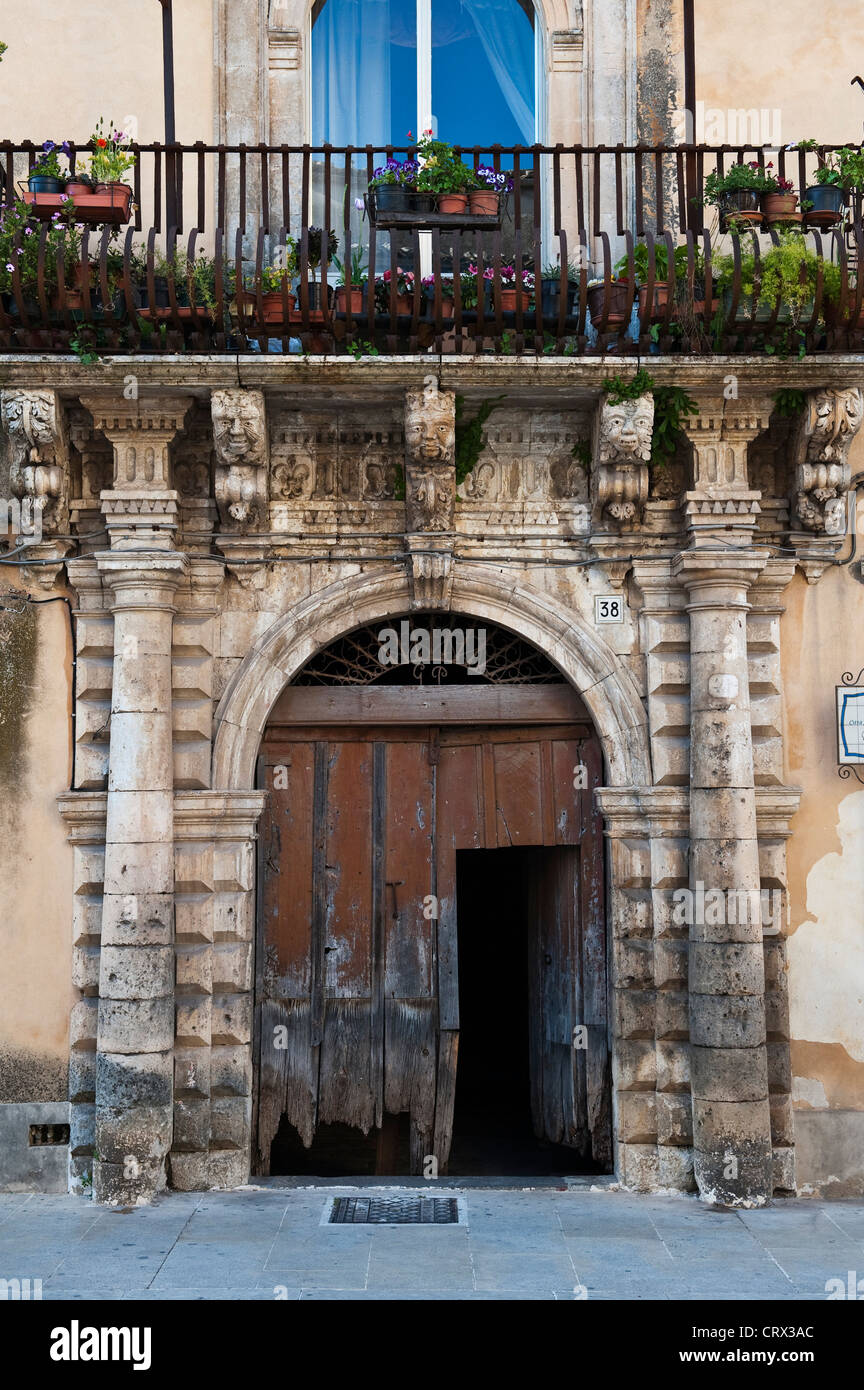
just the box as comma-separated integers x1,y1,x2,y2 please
311,0,392,147
459,0,535,143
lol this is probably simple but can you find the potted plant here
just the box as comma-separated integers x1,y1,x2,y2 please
64,170,95,200
135,247,221,322
460,265,494,313
416,132,478,214
84,118,135,221
298,227,337,313
539,260,580,318
587,275,634,327
761,170,799,223
421,273,455,318
714,231,834,327
498,265,534,313
799,143,864,226
27,139,70,194
469,166,512,216
368,159,431,215
333,246,368,313
257,256,298,324
702,161,776,230
615,244,691,319
375,267,417,315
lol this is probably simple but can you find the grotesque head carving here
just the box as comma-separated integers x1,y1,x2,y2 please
212,389,268,469
806,387,864,462
404,377,456,466
597,395,654,465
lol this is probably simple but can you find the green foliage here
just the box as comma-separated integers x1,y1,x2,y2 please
333,245,369,288
0,196,83,294
0,41,7,63
415,135,478,195
702,161,776,206
87,117,136,184
652,387,698,469
773,389,807,417
602,368,655,404
571,438,591,467
713,231,841,323
346,338,379,358
813,146,864,191
454,394,503,485
393,464,406,500
614,242,691,285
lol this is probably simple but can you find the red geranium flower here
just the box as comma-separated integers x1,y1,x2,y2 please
96,138,107,148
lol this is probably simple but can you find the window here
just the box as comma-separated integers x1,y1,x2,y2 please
310,0,537,149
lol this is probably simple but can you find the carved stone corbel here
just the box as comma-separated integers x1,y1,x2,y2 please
404,378,457,534
791,387,863,534
212,389,270,533
1,389,71,536
590,392,654,532
786,387,864,582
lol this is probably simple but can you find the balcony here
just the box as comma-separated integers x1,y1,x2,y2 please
2,138,864,358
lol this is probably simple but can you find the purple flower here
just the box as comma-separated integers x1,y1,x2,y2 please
24,227,33,236
5,263,14,273
59,194,69,203
51,211,61,220
354,198,364,210
42,139,56,153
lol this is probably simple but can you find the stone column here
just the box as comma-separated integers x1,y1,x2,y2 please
82,394,192,1204
673,395,774,1206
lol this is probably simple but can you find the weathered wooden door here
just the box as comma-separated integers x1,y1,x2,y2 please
255,697,608,1175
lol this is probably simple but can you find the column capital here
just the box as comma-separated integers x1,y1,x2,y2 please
672,548,770,599
94,550,189,609
82,394,194,550
679,394,774,546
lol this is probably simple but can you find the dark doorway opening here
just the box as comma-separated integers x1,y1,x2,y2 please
448,846,603,1177
269,1114,413,1177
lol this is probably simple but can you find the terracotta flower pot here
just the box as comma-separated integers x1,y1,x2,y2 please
638,281,671,319
437,193,469,215
500,288,532,312
261,290,296,324
64,181,92,199
762,192,799,221
394,294,414,316
587,281,633,327
334,287,365,314
469,190,499,216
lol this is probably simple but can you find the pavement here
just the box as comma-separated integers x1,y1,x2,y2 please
1,1182,862,1301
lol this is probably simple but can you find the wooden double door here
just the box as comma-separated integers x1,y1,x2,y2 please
255,695,609,1175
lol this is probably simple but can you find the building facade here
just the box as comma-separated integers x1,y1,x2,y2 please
0,1,863,1206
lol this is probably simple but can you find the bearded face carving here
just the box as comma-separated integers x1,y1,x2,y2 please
591,392,653,530
793,387,864,533
212,389,269,530
596,396,654,465
404,378,456,532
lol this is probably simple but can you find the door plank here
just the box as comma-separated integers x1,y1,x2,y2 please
268,684,587,726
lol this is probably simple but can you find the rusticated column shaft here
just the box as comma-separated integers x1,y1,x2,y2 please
93,558,187,1205
674,553,773,1206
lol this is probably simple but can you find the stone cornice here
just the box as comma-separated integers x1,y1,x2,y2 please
594,785,802,837
1,356,863,399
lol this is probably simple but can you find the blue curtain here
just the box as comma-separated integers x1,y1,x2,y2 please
311,0,393,147
459,0,535,143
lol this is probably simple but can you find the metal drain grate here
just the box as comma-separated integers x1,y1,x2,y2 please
328,1196,462,1225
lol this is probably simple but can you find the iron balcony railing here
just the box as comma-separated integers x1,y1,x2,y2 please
1,140,863,356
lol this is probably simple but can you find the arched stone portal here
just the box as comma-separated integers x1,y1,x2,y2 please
172,566,692,1194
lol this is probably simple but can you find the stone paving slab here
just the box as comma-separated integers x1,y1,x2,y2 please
1,1186,861,1301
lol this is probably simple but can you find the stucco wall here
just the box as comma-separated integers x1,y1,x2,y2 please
694,0,864,145
0,0,213,144
0,575,74,1107
783,456,864,1196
